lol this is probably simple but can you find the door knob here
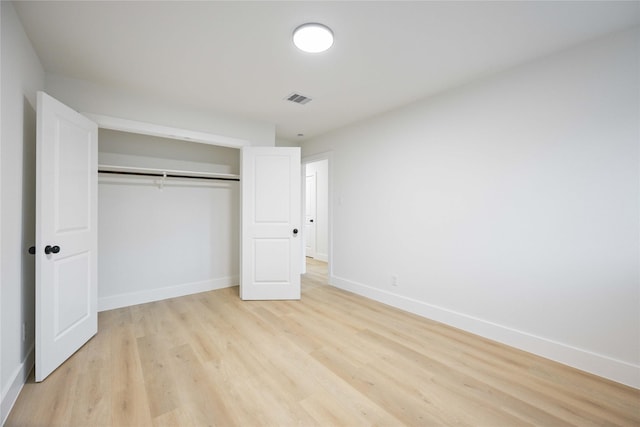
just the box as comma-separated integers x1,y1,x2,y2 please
293,228,299,235
44,245,61,255
28,246,36,255
310,219,314,223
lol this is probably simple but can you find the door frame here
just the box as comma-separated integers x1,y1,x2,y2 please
86,114,254,301
85,115,307,301
304,171,317,259
301,152,333,278
84,113,250,149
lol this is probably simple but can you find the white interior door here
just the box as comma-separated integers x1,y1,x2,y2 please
304,172,317,258
241,147,301,300
35,91,98,382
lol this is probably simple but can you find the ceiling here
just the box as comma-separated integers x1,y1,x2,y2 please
13,1,640,142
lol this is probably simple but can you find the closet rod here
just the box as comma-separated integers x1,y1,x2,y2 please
98,170,240,181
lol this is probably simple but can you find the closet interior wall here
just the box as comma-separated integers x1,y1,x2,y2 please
97,129,240,311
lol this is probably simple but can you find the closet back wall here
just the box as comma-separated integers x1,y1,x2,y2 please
97,130,239,311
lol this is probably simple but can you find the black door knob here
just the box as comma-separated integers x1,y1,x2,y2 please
293,228,299,235
310,219,314,223
44,245,60,255
28,246,36,255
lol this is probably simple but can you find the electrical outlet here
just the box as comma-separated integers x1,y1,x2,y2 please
22,323,26,342
391,275,398,287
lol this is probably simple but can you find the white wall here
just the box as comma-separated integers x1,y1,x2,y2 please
302,27,640,388
45,73,276,147
0,2,44,422
276,138,300,148
305,159,329,262
98,130,240,310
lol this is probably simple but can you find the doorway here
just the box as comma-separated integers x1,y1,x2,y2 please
302,154,331,279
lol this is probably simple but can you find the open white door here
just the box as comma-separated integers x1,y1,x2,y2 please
241,147,301,300
35,92,98,382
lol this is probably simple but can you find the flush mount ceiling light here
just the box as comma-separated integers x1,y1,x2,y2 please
293,23,334,53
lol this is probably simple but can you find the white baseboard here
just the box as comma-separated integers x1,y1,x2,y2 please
313,253,328,262
1,344,34,425
330,274,640,389
98,276,238,312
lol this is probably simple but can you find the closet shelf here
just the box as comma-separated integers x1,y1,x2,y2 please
98,164,240,181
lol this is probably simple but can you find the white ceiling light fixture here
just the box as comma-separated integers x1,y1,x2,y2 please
293,23,334,53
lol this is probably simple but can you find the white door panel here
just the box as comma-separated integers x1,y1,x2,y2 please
241,147,301,300
36,91,97,382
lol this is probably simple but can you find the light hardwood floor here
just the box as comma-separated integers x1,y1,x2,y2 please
6,259,640,426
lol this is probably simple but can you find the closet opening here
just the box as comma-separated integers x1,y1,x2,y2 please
96,129,241,311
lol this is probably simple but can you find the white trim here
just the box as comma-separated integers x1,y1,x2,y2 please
0,2,3,420
84,113,250,149
98,276,238,312
1,345,34,426
0,0,3,417
329,274,640,389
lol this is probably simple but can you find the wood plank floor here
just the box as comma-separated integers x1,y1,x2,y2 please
6,259,640,426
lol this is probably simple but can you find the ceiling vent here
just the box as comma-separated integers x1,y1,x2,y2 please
285,92,312,105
